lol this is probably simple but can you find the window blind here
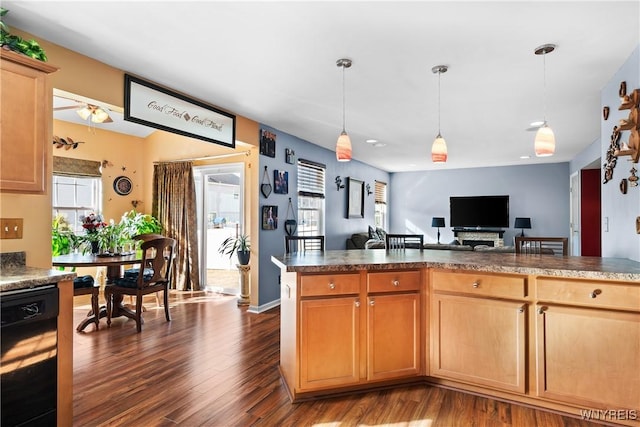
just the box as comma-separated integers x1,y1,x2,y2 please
53,156,102,177
297,159,325,198
375,180,387,205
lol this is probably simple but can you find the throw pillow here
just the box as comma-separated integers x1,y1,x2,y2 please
368,225,380,240
375,227,387,243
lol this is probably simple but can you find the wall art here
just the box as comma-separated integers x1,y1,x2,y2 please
346,177,364,218
274,170,288,194
262,205,278,230
260,129,276,157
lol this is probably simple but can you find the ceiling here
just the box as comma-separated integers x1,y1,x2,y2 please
5,1,639,172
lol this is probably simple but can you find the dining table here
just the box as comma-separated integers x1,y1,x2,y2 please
52,252,142,331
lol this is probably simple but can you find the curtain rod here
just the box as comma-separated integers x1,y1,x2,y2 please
153,150,251,164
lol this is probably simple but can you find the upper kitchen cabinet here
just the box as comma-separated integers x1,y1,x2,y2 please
1,50,58,193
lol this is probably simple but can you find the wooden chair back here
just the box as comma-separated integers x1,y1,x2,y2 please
515,237,568,256
385,234,424,251
135,237,176,288
284,236,325,254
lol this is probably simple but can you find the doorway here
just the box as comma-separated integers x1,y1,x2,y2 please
194,163,244,294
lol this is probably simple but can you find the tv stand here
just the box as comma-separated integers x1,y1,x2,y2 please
453,228,505,247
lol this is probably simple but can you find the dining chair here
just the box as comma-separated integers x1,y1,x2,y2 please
126,233,168,307
105,237,176,332
284,235,325,254
385,234,424,251
73,275,100,332
515,237,568,256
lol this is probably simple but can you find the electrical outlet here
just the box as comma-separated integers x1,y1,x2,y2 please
1,218,23,239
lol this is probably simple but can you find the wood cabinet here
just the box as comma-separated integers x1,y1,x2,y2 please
535,278,640,412
0,50,58,193
430,270,527,393
300,296,360,390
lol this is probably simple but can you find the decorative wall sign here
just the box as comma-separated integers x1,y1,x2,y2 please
274,170,288,194
346,177,364,218
260,129,276,157
113,176,133,196
124,74,235,148
262,205,278,230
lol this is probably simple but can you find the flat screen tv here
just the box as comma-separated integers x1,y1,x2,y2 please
449,195,509,229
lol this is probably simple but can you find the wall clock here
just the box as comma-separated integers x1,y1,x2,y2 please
113,175,132,196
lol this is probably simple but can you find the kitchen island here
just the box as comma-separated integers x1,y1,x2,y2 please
1,252,75,426
272,250,640,426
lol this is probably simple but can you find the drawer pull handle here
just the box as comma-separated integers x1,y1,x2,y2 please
355,300,360,308
518,305,526,313
392,280,400,287
472,282,480,288
590,289,602,299
328,282,336,290
538,306,547,315
369,299,375,306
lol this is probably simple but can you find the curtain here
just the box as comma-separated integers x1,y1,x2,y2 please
152,162,200,291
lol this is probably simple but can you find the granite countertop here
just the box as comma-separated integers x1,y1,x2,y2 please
0,252,76,292
272,249,640,282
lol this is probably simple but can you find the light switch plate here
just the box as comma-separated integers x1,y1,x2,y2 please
1,218,23,239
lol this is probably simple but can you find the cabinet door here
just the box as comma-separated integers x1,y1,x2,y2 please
299,297,360,390
0,56,53,193
536,304,640,411
431,294,527,393
367,293,421,381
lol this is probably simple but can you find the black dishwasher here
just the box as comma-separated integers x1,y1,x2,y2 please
1,285,58,426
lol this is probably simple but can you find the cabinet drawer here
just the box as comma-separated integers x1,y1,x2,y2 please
300,273,360,297
432,270,526,299
368,270,421,293
536,278,640,312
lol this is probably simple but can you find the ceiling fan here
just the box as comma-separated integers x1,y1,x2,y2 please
53,102,113,123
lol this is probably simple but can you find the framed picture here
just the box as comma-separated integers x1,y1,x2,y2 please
274,170,288,194
347,177,365,218
124,74,235,148
260,129,276,157
262,205,278,230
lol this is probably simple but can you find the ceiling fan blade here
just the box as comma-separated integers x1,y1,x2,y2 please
53,105,81,111
101,116,113,123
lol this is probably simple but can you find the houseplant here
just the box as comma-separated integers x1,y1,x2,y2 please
0,8,48,61
218,234,251,265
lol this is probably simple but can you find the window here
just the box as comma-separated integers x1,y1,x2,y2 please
52,156,103,232
297,159,325,236
374,180,387,229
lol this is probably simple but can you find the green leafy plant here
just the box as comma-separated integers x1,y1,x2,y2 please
218,234,251,259
0,8,48,62
118,209,162,239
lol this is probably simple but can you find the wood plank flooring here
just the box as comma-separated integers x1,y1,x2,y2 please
72,291,606,426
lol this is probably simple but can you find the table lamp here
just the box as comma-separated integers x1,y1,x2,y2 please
514,217,531,237
431,217,445,244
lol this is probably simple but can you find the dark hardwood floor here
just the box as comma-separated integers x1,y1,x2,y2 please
72,291,605,426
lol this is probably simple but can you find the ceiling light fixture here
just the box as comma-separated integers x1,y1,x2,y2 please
431,65,448,163
534,43,556,157
336,58,352,162
76,104,113,123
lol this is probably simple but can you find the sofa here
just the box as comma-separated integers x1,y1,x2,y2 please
346,229,517,253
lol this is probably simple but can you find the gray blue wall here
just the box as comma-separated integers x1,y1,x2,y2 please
600,45,640,261
389,163,571,246
258,125,389,306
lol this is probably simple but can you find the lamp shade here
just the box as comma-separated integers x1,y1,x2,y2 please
431,217,445,228
534,124,555,157
431,134,447,163
336,131,352,162
514,217,531,229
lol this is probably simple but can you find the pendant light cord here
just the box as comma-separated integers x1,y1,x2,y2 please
437,70,441,135
342,64,346,133
543,52,547,123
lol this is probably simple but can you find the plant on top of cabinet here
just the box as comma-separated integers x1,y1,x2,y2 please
0,8,47,61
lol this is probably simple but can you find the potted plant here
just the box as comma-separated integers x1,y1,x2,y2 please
218,234,251,265
0,8,48,61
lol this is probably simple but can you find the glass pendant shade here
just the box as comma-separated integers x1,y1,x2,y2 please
534,123,555,157
76,107,92,120
431,133,448,163
92,108,110,123
336,131,352,162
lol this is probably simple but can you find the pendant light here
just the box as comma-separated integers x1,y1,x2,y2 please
431,65,448,163
534,44,556,157
336,58,352,162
